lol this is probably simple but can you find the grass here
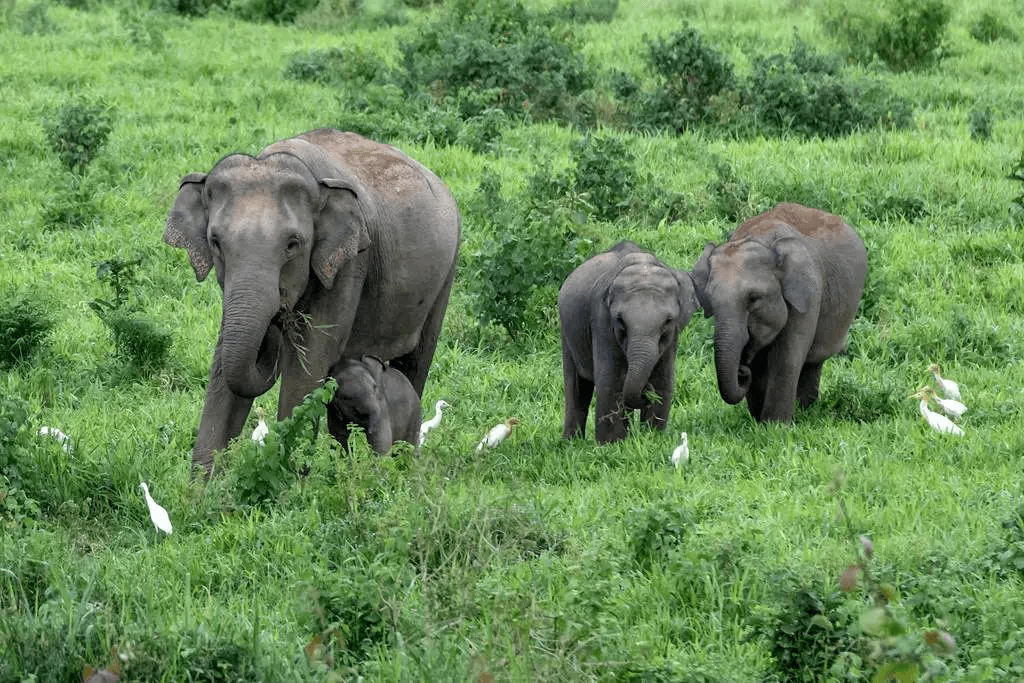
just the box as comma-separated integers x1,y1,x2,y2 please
2,0,1024,680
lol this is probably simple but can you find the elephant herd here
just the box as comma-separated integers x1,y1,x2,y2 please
164,129,867,474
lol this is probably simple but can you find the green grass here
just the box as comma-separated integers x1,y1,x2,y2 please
2,0,1024,680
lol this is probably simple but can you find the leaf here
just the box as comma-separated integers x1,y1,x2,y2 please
809,614,833,631
878,582,900,603
871,661,919,683
859,606,890,636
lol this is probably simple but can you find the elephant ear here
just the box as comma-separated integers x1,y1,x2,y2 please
773,235,817,314
690,242,715,317
673,269,701,329
163,173,213,282
312,177,372,289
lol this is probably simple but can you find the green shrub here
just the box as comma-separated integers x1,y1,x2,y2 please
628,499,695,571
1009,149,1024,221
284,46,386,85
546,0,618,24
229,0,319,23
44,97,114,174
571,133,639,221
0,292,53,368
969,12,1018,43
398,0,594,123
823,0,950,71
969,108,993,141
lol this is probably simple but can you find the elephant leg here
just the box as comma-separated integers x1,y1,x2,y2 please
594,385,627,444
797,360,824,408
639,350,675,430
392,259,456,397
562,344,594,439
193,353,255,475
745,349,769,421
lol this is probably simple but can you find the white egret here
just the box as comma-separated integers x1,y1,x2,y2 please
476,417,519,451
910,389,964,436
418,399,451,446
671,431,689,467
251,407,269,445
140,482,173,535
38,425,73,453
927,364,962,401
919,386,967,419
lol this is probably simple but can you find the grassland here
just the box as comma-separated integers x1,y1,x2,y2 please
1,0,1023,680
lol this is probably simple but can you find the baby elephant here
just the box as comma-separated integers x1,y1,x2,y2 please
328,356,422,454
559,241,700,443
691,203,867,422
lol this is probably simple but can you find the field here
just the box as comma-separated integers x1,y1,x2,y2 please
2,0,1024,680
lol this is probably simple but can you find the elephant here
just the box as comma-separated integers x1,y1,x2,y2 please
690,202,867,423
328,355,422,454
559,241,700,443
163,128,460,473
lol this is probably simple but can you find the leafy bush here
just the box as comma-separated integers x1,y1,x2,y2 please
398,0,594,123
0,291,53,368
1009,149,1024,221
823,0,950,71
571,133,639,221
0,396,42,522
969,108,992,141
628,499,695,571
230,380,336,505
284,46,386,86
229,0,319,23
633,26,736,131
546,0,618,24
44,97,114,174
467,169,585,339
969,12,1018,43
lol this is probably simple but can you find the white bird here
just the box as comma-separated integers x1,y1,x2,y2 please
140,482,173,535
919,386,967,419
251,407,269,445
476,417,519,451
418,399,451,446
910,389,964,436
38,425,73,453
671,431,689,467
927,364,962,401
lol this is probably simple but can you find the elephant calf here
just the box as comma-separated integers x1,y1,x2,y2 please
328,356,422,454
691,203,867,422
559,241,700,443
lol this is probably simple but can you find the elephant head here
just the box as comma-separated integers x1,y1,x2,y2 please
330,355,393,453
163,150,371,399
691,223,819,404
605,255,699,409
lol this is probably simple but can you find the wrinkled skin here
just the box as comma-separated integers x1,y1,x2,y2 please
691,203,867,422
164,129,460,473
328,356,422,454
559,241,700,443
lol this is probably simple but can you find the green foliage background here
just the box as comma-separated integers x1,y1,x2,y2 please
1,0,1023,680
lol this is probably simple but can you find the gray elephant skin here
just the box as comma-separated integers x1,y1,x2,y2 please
328,356,422,454
691,202,867,422
164,128,460,472
559,241,700,443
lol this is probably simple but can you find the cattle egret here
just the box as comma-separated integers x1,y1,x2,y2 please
38,425,73,453
140,482,173,535
671,432,689,467
251,407,269,445
418,400,451,446
919,386,967,419
477,417,519,451
910,389,964,436
927,363,962,401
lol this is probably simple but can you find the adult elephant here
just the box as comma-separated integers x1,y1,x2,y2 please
690,203,867,422
164,128,460,473
559,241,700,443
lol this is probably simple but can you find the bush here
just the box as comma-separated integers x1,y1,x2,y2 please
398,0,594,123
823,0,950,71
0,292,53,368
969,12,1018,43
969,108,992,141
571,133,640,221
284,46,386,86
43,97,114,174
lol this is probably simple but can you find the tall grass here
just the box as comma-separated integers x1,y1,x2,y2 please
1,0,1023,681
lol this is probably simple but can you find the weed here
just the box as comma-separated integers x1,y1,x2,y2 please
969,108,992,141
823,0,951,71
0,291,53,369
284,46,386,85
571,133,639,221
969,12,1018,43
44,97,114,175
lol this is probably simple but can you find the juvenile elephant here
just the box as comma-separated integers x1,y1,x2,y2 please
690,203,867,422
328,356,421,454
559,241,700,443
164,128,460,473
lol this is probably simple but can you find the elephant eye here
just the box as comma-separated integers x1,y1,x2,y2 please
285,236,302,257
209,234,221,256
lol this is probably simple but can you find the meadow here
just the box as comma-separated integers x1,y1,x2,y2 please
1,0,1023,680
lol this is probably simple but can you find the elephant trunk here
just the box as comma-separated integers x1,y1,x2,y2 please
366,414,393,455
219,278,283,399
714,323,750,405
623,337,660,409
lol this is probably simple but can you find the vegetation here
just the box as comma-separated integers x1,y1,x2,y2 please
1,0,1023,681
